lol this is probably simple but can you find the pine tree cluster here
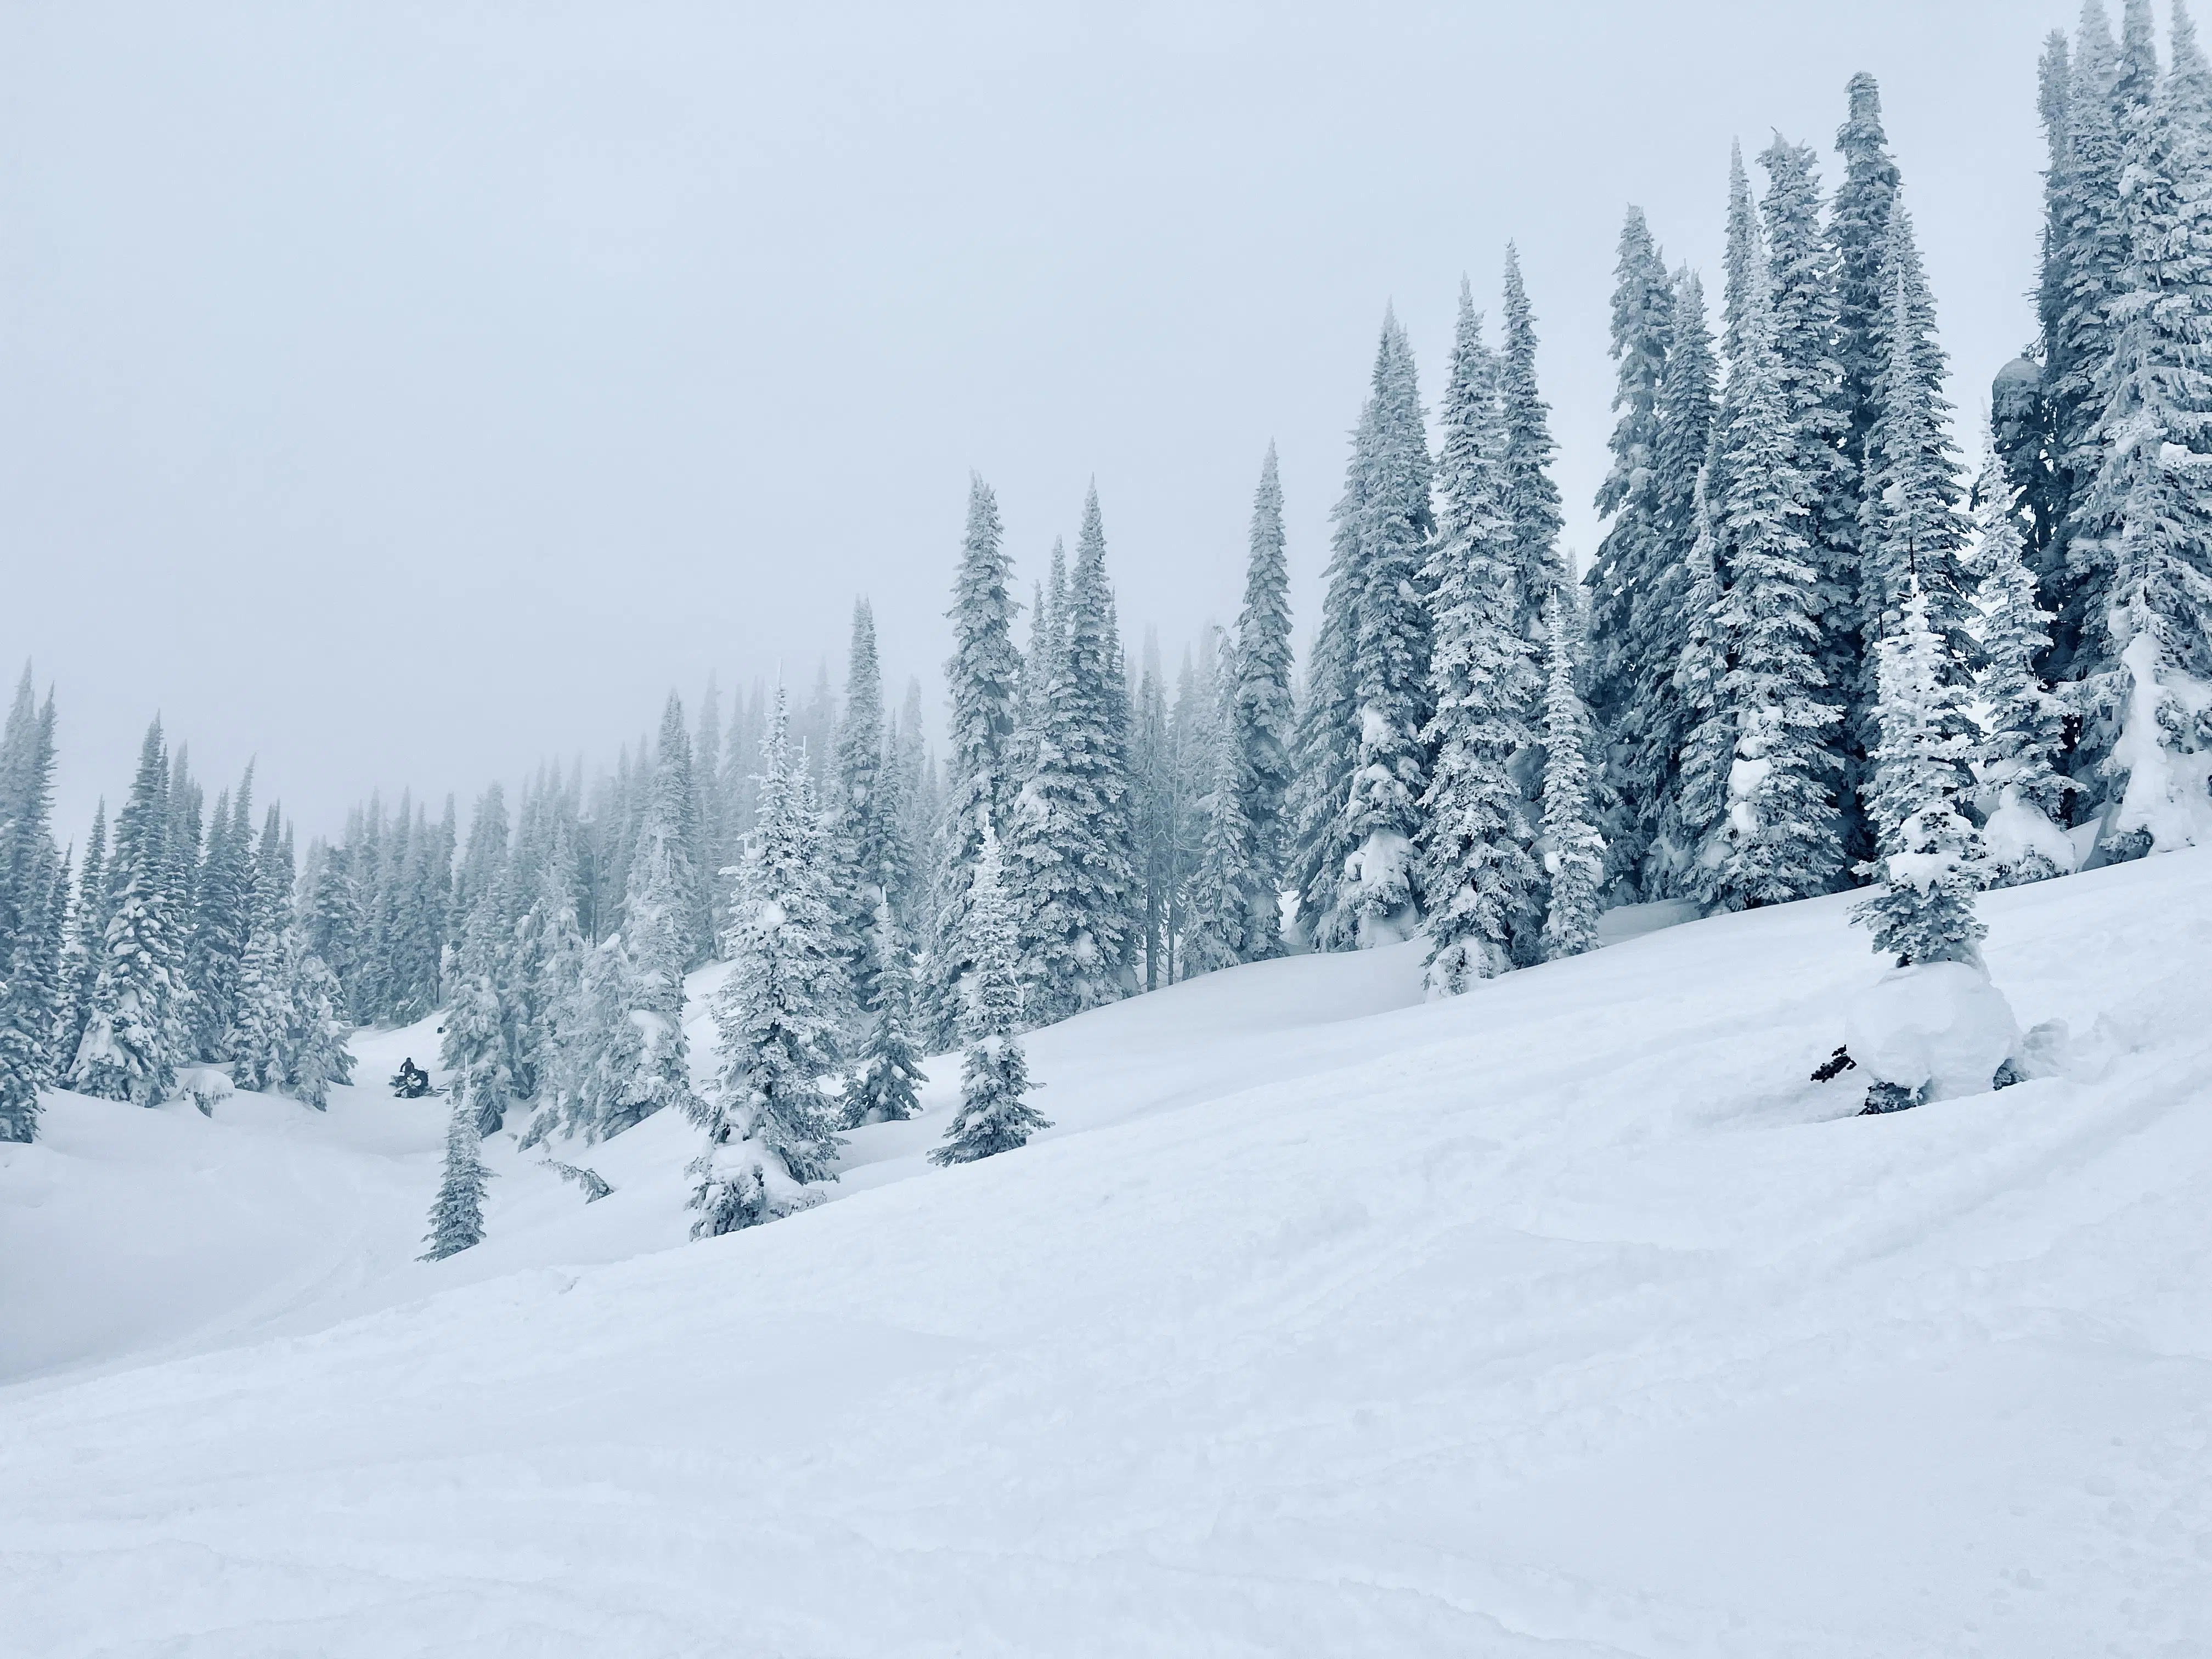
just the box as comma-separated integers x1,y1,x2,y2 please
13,4,2210,1243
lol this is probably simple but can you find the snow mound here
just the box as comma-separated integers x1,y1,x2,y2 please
1844,958,2021,1102
5,851,2212,1656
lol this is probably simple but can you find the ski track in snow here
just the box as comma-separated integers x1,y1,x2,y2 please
4,852,2211,1656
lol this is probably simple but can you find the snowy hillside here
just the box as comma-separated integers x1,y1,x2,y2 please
6,851,2212,1656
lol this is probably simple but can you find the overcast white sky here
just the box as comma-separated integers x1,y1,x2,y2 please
3,0,2083,844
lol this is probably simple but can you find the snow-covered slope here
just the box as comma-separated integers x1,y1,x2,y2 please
5,853,2211,1656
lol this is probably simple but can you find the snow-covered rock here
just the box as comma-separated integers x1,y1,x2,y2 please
1843,958,2020,1102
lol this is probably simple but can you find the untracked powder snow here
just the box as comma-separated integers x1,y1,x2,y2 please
3,850,2211,1656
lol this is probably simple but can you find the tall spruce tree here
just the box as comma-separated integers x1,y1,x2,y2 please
1132,632,1176,986
0,669,60,1138
928,476,1024,1047
1231,444,1295,958
1860,197,1974,688
1832,72,1905,490
1539,594,1605,961
1418,284,1543,991
611,723,703,1133
1634,272,1722,897
1661,481,1737,896
441,888,512,1136
692,687,848,1237
1759,133,1865,857
1007,484,1140,1020
1178,632,1250,978
57,799,108,1072
2046,7,2133,670
229,915,292,1095
2172,0,2212,142
830,599,894,1012
2067,32,2212,853
1499,248,1566,649
1999,31,2078,599
653,693,714,969
284,947,354,1111
0,668,60,1141
1585,211,1675,892
184,772,256,1060
1704,212,1847,910
889,676,931,926
1306,309,1434,950
514,820,587,1104
695,678,729,943
70,721,186,1106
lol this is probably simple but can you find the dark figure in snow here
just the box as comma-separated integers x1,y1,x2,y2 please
390,1058,432,1099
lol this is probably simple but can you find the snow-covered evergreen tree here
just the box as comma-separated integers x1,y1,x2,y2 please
1859,196,1974,688
927,475,1024,1048
14,844,67,1115
932,814,1047,1165
55,799,108,1073
1633,272,1721,896
1131,633,1176,986
301,837,361,1018
1853,585,1987,967
228,804,297,1092
1700,161,1847,910
845,900,923,1127
2046,10,2132,661
1230,445,1295,958
183,772,256,1060
695,679,728,943
0,668,60,1138
1178,633,1250,978
284,947,354,1111
229,919,291,1094
541,934,640,1143
1970,443,2075,885
1418,284,1543,992
514,820,586,1102
420,1090,490,1261
1007,484,1140,1020
1759,133,1865,857
1584,211,1675,892
889,676,932,927
1539,594,1605,961
690,687,848,1238
611,719,704,1132
1660,477,1735,898
654,695,714,969
164,749,204,1047
830,599,894,1012
441,888,511,1135
1999,31,2078,612
1499,246,1566,652
1288,573,1357,946
70,721,187,1106
2172,0,2212,141
1304,310,1434,951
2064,24,2212,854
1832,72,1905,490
